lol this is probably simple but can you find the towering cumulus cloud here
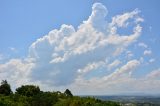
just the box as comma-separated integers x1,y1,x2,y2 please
28,3,142,86
1,3,159,94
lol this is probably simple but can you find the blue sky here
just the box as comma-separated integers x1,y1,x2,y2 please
0,0,160,95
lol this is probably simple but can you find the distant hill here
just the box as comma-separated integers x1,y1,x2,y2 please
94,95,160,106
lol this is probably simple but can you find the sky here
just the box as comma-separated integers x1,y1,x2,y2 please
0,0,160,95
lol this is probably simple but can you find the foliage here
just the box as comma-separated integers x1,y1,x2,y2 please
31,91,58,106
64,89,73,97
0,80,12,96
15,85,40,97
0,80,120,106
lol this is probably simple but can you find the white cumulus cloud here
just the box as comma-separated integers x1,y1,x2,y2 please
0,3,149,94
0,59,34,89
27,2,143,86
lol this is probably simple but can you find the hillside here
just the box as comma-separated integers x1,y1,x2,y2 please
0,80,120,106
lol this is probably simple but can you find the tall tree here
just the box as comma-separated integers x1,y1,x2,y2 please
0,80,12,96
64,89,73,97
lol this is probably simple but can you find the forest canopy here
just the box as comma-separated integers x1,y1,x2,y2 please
0,80,120,106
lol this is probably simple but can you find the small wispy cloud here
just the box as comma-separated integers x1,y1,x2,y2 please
138,42,148,48
107,60,121,71
144,50,152,55
9,47,18,53
126,51,134,59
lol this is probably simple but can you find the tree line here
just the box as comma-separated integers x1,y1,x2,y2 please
0,80,120,106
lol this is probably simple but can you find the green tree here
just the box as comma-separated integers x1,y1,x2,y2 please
0,80,12,96
15,85,40,97
64,89,73,97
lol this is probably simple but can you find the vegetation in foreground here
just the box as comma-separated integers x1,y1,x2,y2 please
0,80,120,106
